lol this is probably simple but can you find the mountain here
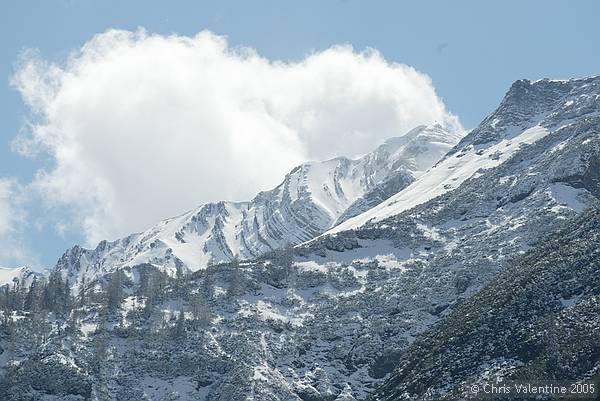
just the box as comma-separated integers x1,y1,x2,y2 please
328,76,600,234
270,75,600,398
1,76,599,401
54,124,461,287
371,207,600,401
0,266,44,288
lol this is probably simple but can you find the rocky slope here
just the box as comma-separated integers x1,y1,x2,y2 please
371,207,600,401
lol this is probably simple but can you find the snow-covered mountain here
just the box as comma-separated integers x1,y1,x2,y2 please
329,77,600,234
3,76,599,401
0,266,45,288
54,124,461,286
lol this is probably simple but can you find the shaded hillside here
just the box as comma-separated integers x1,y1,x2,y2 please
372,208,600,401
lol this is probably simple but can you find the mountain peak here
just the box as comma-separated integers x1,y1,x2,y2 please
327,76,600,234
451,75,600,152
0,265,46,287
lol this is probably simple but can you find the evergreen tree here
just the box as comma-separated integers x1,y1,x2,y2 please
31,311,51,347
40,283,51,312
106,271,123,312
142,277,154,320
190,292,212,330
174,309,186,338
226,257,245,299
24,276,39,312
61,278,72,316
200,270,215,301
175,265,186,299
7,284,18,311
78,275,87,308
0,285,10,312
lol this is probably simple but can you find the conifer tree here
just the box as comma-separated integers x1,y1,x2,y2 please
78,275,87,309
24,276,39,312
106,271,123,312
226,256,244,298
174,309,186,338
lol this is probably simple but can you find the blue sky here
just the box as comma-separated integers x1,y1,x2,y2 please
1,0,599,268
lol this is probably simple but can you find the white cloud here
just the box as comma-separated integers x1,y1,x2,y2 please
0,178,30,266
0,179,19,238
12,29,462,245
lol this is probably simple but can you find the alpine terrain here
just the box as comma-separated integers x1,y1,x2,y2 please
0,75,599,401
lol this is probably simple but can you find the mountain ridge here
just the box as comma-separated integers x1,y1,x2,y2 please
53,124,462,288
325,75,600,234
